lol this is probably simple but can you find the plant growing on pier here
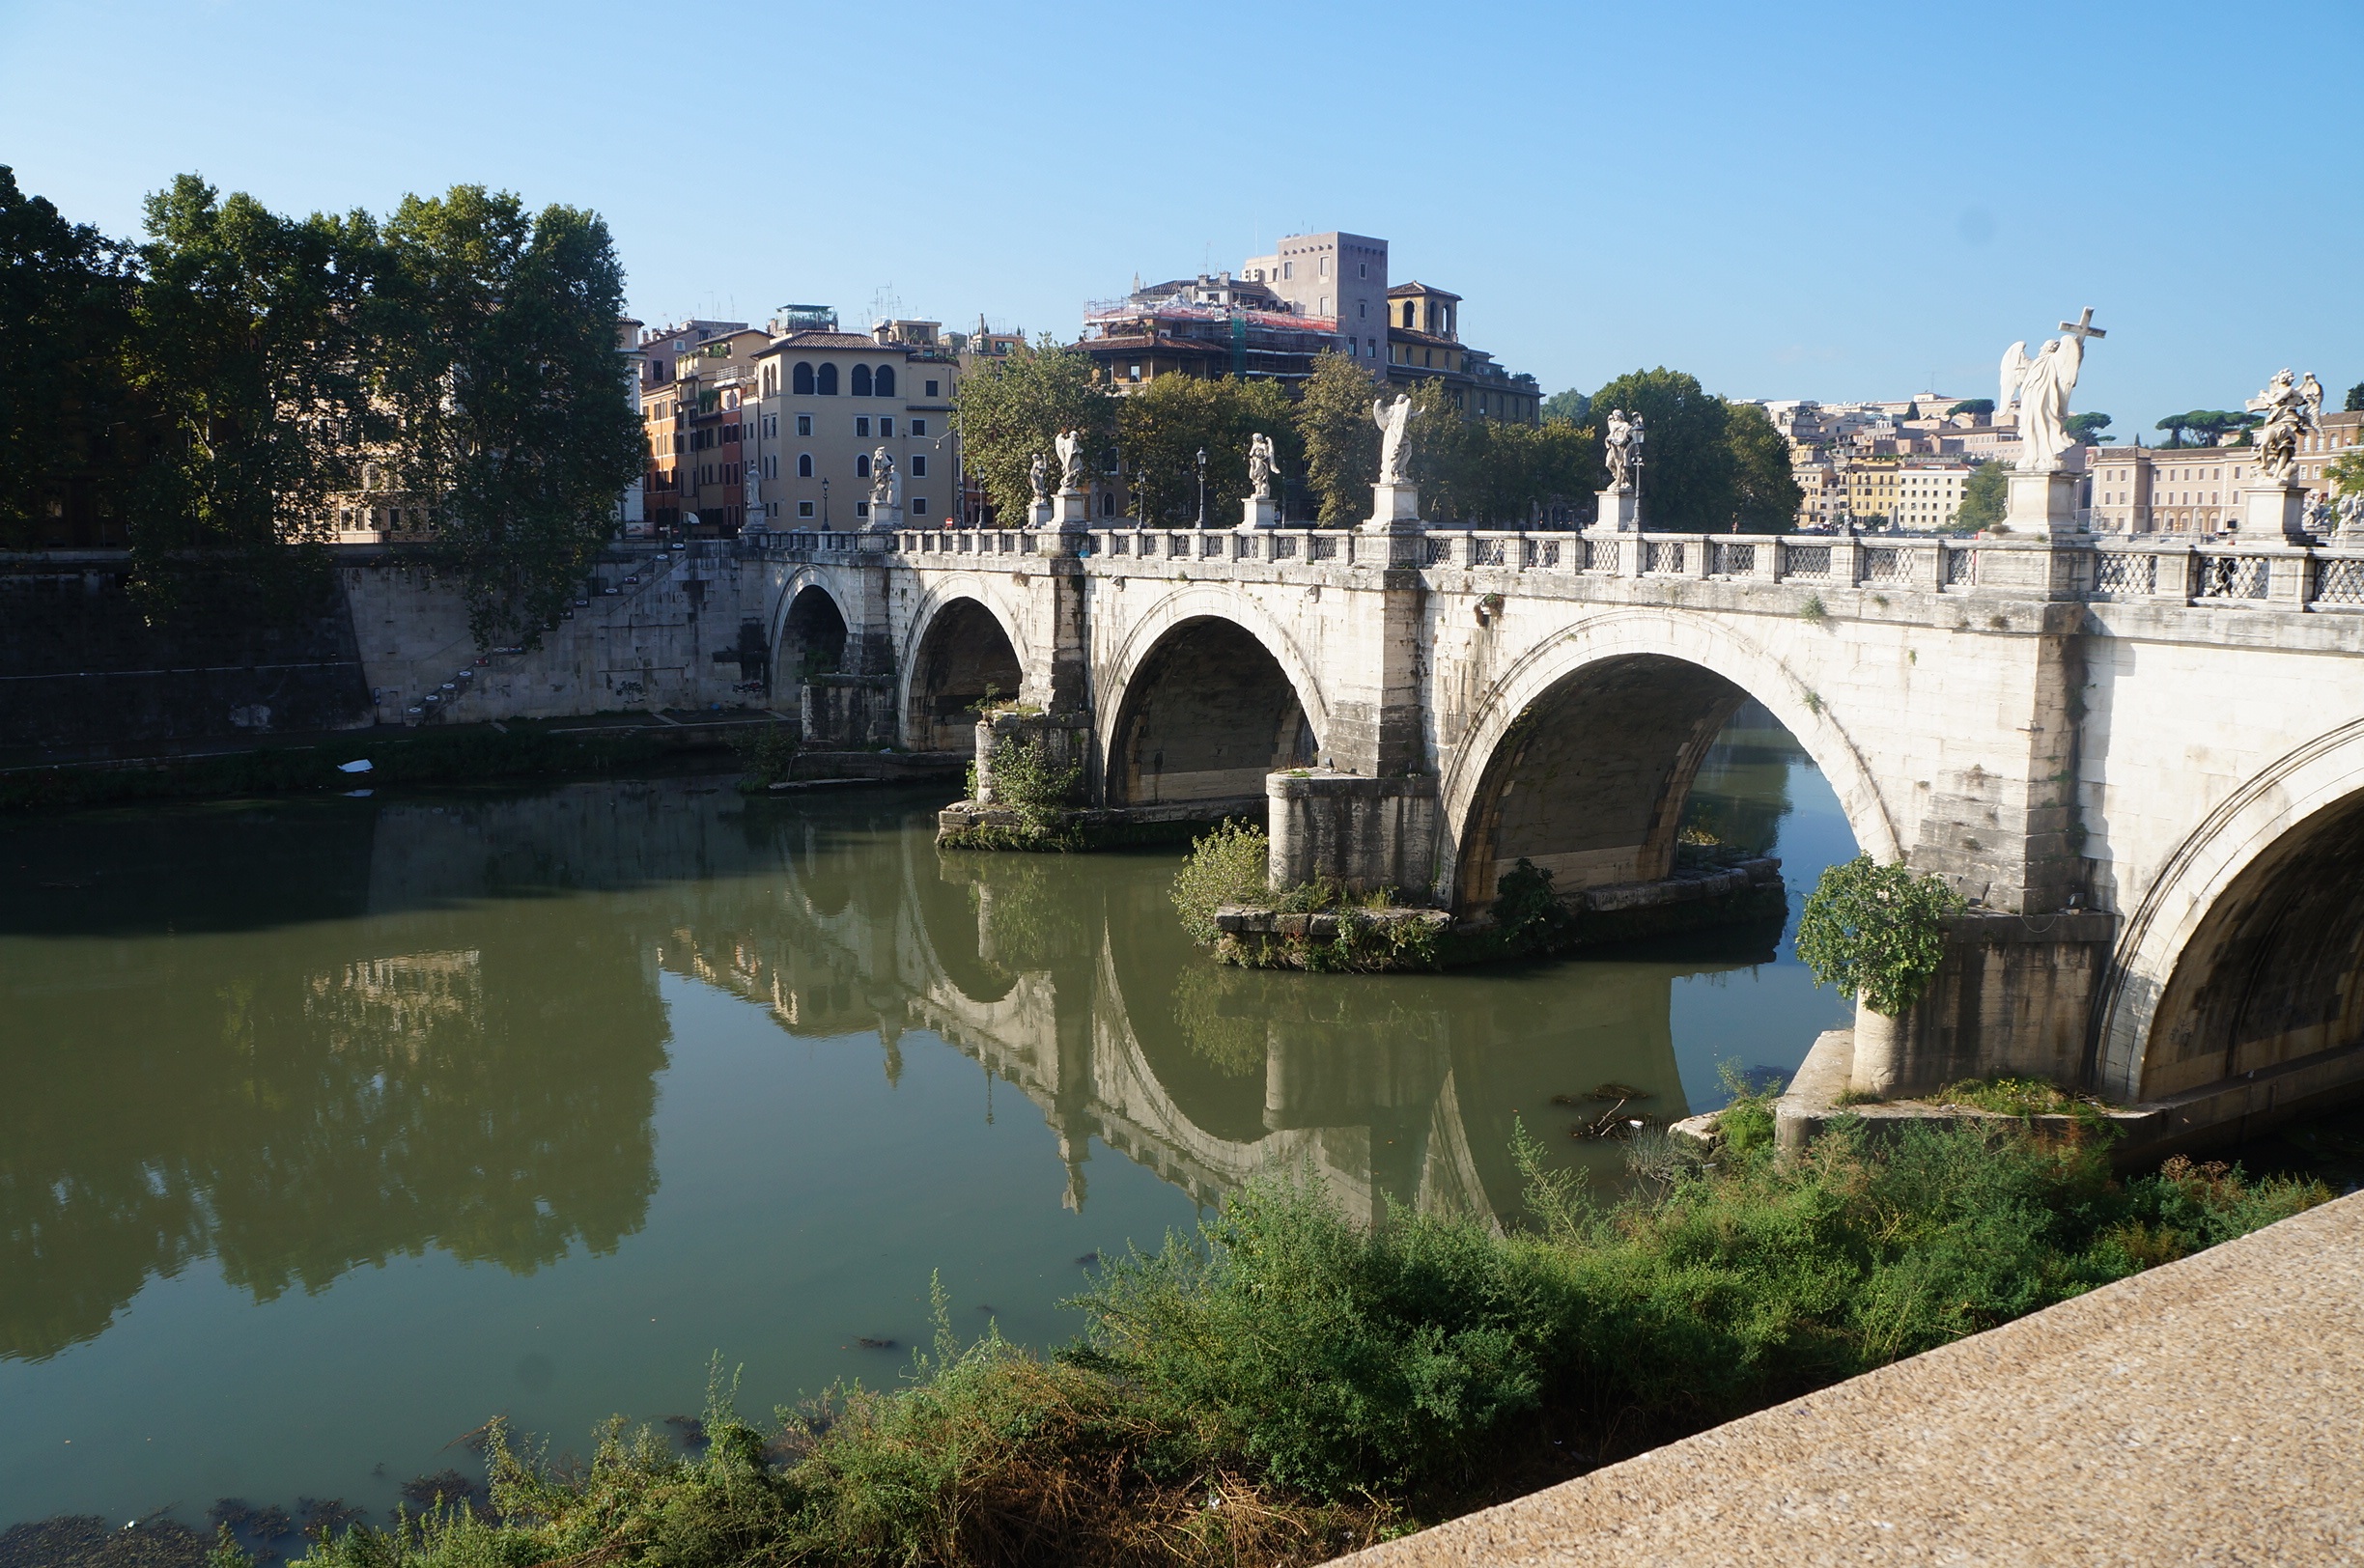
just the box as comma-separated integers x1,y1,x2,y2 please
986,735,1084,831
1171,821,1272,944
1794,854,1963,1017
729,722,800,791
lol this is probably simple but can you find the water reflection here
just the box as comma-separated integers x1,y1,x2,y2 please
0,723,1828,1372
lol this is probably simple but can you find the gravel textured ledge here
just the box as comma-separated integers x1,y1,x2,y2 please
1331,1187,2364,1566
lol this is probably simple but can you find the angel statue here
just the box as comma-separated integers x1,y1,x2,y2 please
869,446,899,510
1055,429,1086,490
2338,491,2364,541
1248,432,1277,500
1373,394,1418,486
1604,407,1645,491
2246,368,2324,486
2000,339,2085,473
1028,451,1049,505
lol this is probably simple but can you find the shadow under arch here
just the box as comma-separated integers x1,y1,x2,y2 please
774,581,848,682
904,593,1023,750
1103,615,1320,806
1439,608,1897,913
2097,717,2364,1102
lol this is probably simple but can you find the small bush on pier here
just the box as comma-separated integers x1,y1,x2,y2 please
1171,821,1272,943
1794,855,1964,1016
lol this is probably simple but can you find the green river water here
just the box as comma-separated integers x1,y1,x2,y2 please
0,716,1855,1528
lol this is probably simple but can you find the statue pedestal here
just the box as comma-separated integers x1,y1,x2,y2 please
2237,482,2311,544
2001,470,2082,538
1043,489,1091,529
862,502,903,534
1362,481,1421,532
1030,499,1054,527
1595,487,1639,532
1238,494,1281,530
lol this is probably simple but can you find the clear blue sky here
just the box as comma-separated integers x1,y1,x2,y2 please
5,0,2358,434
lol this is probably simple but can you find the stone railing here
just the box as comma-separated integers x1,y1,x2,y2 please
742,524,2364,613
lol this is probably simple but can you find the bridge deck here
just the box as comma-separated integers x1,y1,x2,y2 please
1331,1188,2364,1566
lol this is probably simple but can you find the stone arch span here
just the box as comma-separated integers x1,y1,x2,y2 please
1099,597,1326,807
1438,607,1897,912
902,584,1027,751
774,581,848,682
2095,717,2364,1104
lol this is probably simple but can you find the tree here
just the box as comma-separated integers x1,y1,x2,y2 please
1587,367,1734,531
1954,460,2008,532
951,339,1112,526
378,186,642,648
124,175,380,613
2327,448,2364,500
2155,409,2257,449
1795,856,1963,1017
2065,411,2113,445
1725,400,1802,533
1293,350,1382,525
1945,399,1994,419
0,166,139,549
2345,382,2363,413
1540,387,1591,425
1114,374,1294,526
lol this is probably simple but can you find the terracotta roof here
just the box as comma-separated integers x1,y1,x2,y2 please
756,332,909,353
1387,280,1463,300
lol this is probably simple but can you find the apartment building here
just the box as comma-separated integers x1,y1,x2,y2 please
750,322,960,527
2088,413,2361,533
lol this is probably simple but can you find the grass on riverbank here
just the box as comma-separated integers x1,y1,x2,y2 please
234,1106,2325,1568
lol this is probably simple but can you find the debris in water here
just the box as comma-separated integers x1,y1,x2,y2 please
338,760,373,773
854,1336,897,1351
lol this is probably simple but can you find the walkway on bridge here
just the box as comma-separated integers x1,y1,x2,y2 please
1336,1189,2363,1566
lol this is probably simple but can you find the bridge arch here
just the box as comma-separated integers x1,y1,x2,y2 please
2095,717,2364,1103
1437,606,1897,911
1097,589,1328,807
902,582,1028,751
773,580,848,684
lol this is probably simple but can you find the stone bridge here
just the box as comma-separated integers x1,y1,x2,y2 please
745,514,2364,1147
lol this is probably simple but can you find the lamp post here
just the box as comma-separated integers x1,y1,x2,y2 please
1196,446,1207,527
821,478,830,532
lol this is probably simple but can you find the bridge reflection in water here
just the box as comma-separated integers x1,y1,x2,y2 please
0,722,1846,1522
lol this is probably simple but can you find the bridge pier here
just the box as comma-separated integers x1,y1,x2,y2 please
1847,910,2118,1099
1266,770,1438,895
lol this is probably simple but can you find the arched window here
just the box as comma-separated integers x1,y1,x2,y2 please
857,454,871,478
798,453,813,478
874,365,896,398
792,362,814,395
816,362,838,396
851,364,873,397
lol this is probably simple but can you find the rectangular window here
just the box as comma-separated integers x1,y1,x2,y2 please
912,418,927,436
911,498,928,517
855,501,869,518
924,379,940,397
798,500,815,518
856,417,870,436
1358,261,1367,279
912,455,927,476
796,414,811,435
880,417,893,437
1319,255,1330,276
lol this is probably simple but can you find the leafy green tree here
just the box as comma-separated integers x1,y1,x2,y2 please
1795,855,1964,1017
2326,447,2364,499
1725,400,1802,533
2065,411,2113,445
951,338,1112,526
0,168,143,550
1588,367,1735,531
1293,350,1382,525
376,186,642,649
1539,387,1591,425
124,175,380,612
2155,409,2257,449
2345,381,2363,413
1954,460,2008,532
1115,374,1295,526
1945,399,1994,418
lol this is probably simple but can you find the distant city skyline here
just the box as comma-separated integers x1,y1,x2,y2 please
4,0,2357,434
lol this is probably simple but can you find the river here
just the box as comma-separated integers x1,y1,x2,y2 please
0,712,1854,1527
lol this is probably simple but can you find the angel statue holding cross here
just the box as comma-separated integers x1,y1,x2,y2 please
2001,307,2105,472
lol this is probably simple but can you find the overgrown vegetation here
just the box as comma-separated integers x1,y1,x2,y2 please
237,1116,2324,1568
1794,855,1965,1016
1170,820,1272,943
1933,1077,2113,1117
729,723,800,793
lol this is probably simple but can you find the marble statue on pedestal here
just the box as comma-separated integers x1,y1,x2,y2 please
1055,430,1086,491
1603,408,1641,491
869,447,899,511
2000,308,2104,473
2246,369,2324,485
2337,492,2364,541
1373,395,1417,486
1248,432,1277,500
1028,452,1049,507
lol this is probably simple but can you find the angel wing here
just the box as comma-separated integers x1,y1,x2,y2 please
1999,341,2031,410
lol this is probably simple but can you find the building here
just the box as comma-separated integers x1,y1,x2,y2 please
2087,413,2360,534
1888,461,1976,531
750,321,960,529
1077,230,1537,421
641,323,769,536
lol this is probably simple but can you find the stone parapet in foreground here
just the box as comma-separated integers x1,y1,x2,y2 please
1330,1188,2364,1566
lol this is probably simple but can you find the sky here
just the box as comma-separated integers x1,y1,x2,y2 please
4,0,2359,436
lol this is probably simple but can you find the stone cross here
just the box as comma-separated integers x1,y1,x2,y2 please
2058,307,2107,346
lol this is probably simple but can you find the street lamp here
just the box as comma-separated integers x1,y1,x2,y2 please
1196,446,1207,527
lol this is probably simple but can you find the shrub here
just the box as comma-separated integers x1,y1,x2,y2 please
1794,855,1963,1016
1171,821,1271,944
1490,857,1572,947
729,722,800,791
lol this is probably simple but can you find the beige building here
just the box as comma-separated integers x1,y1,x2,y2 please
1889,462,1976,531
750,322,960,528
1239,230,1391,363
2088,412,2360,534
